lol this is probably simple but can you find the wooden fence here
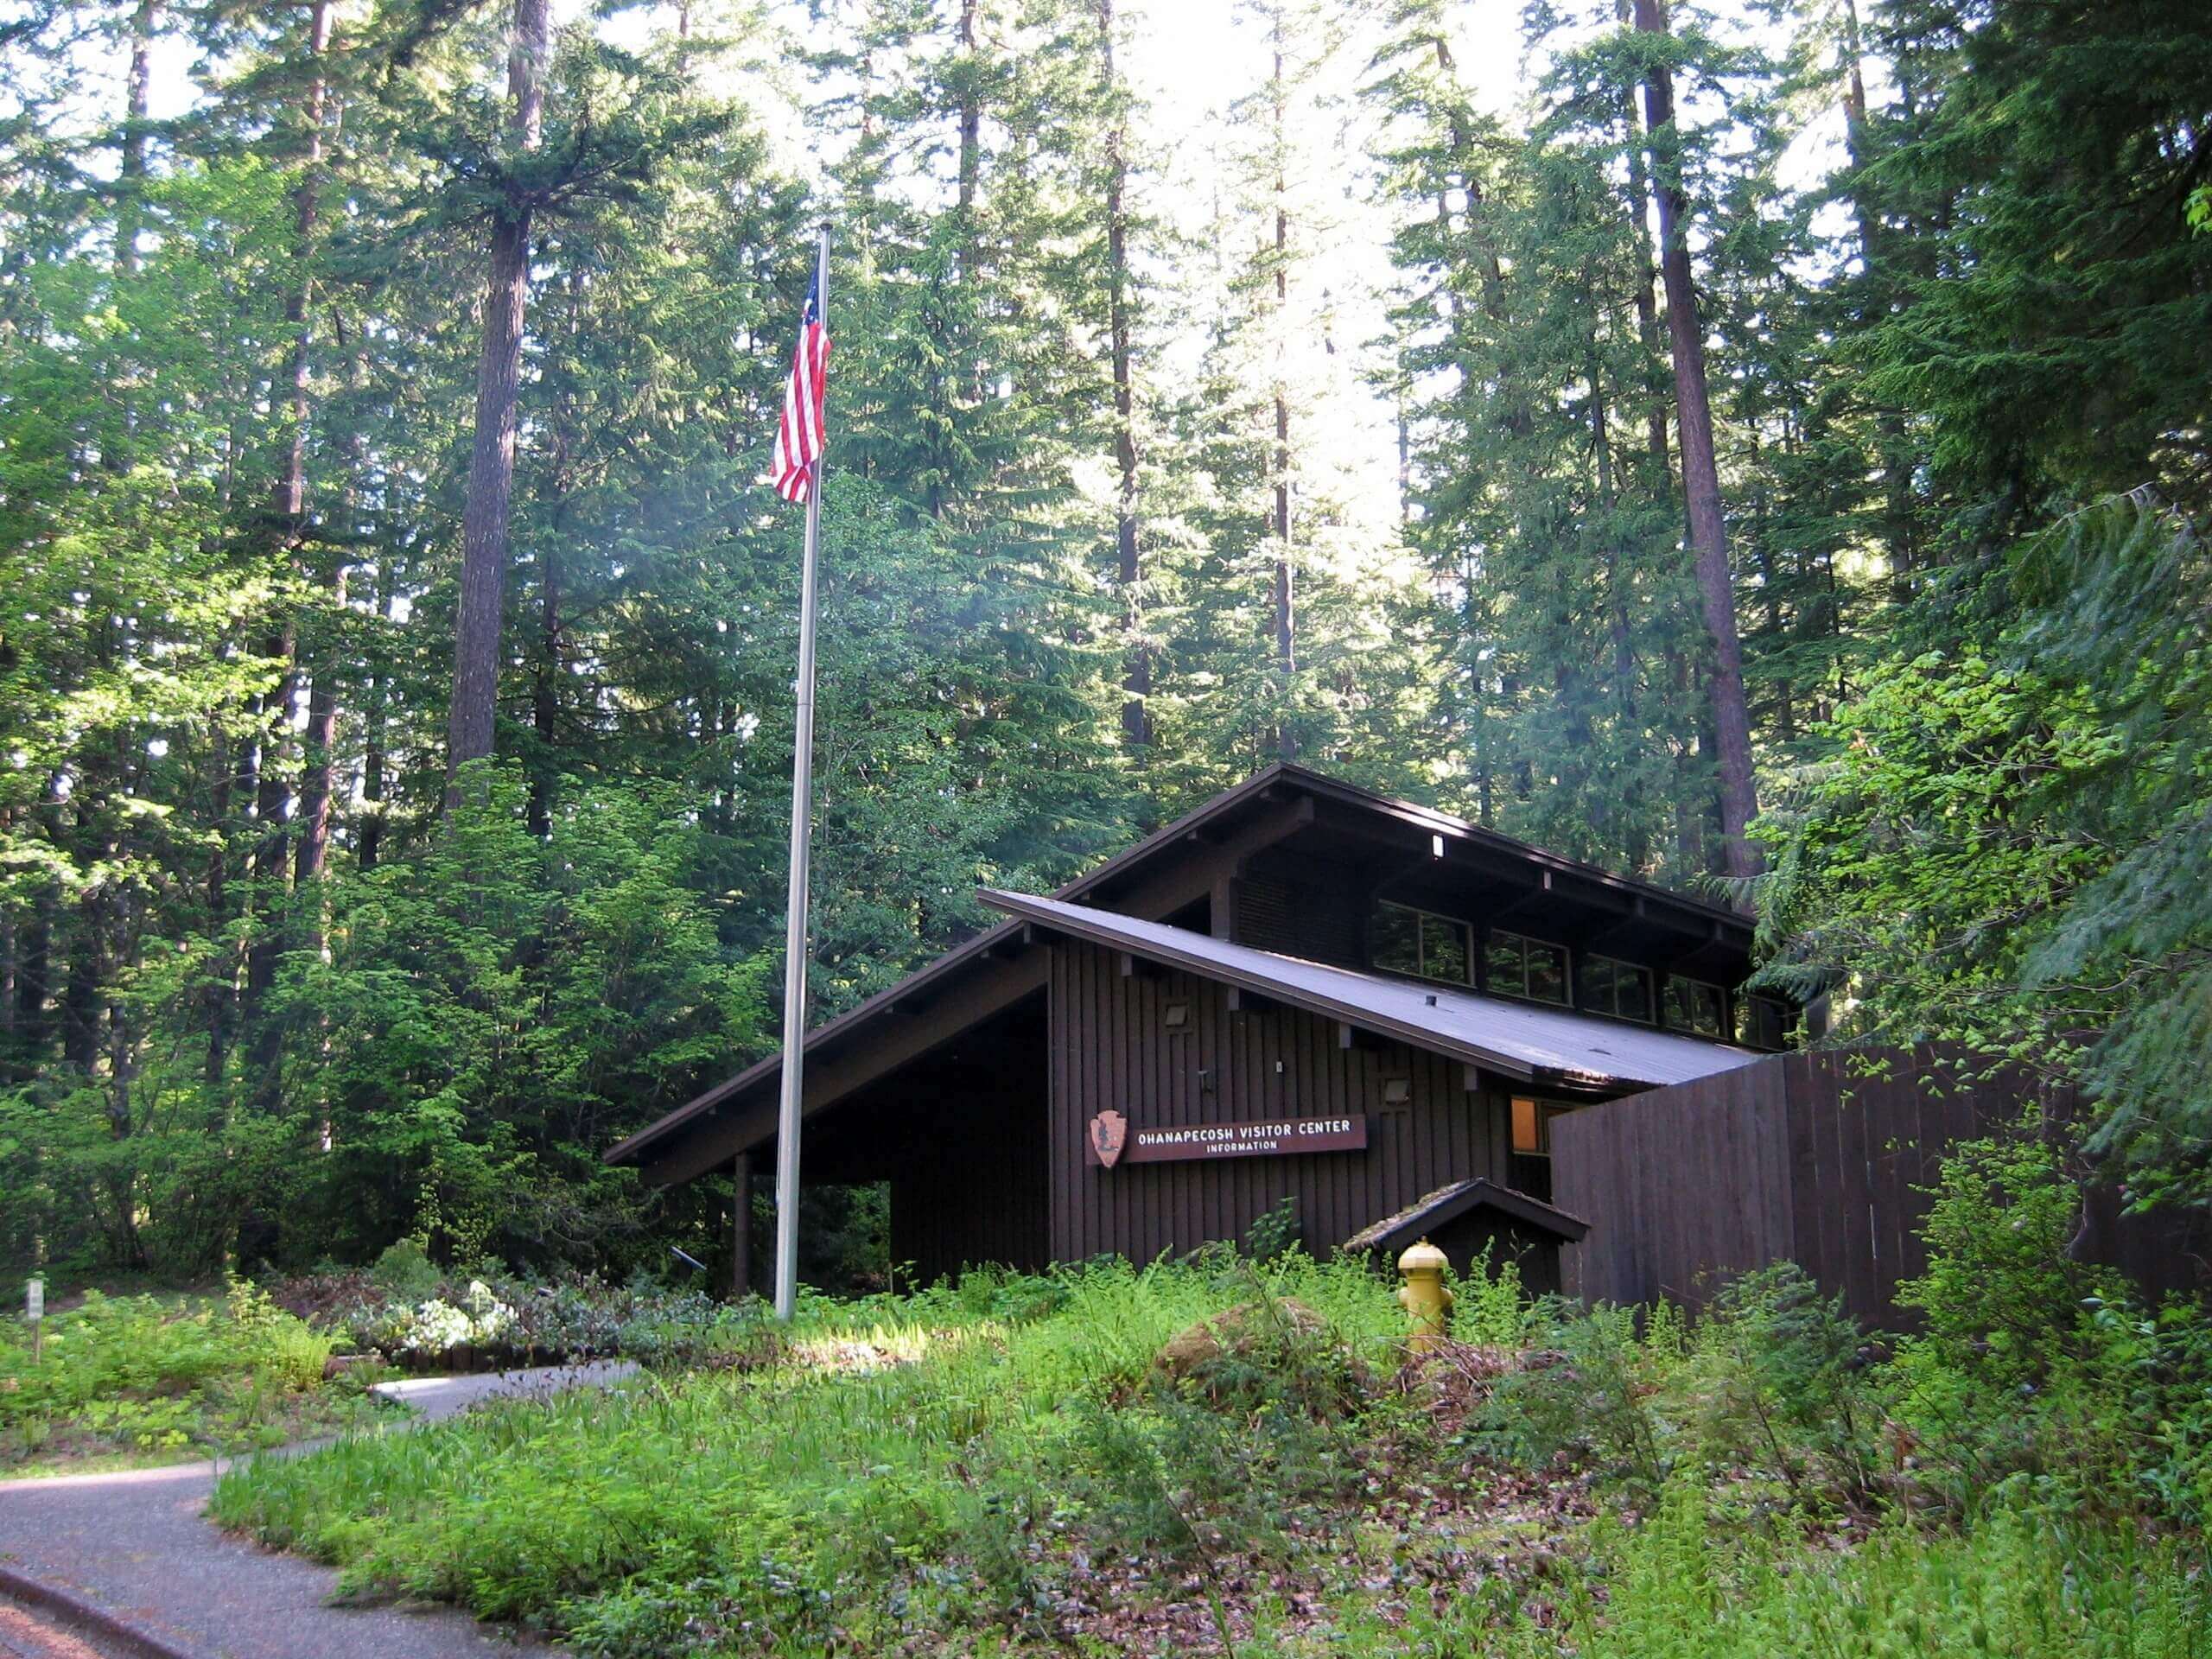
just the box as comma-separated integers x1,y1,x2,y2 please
1550,1048,2209,1329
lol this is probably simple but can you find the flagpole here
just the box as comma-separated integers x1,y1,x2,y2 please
772,225,830,1323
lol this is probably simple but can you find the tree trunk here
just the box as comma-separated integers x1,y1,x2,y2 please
11,866,50,1071
448,0,550,791
244,1,334,1090
1634,0,1758,883
1098,0,1147,752
730,1151,752,1299
291,7,342,893
63,0,158,1087
358,556,392,870
529,538,559,837
1616,0,1669,474
1838,0,1916,599
115,0,156,276
204,725,231,1087
1590,366,1642,843
957,0,982,224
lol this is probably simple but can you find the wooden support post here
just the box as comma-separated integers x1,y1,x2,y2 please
731,1150,753,1300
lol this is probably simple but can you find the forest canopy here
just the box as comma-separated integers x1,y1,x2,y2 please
2,0,2209,1276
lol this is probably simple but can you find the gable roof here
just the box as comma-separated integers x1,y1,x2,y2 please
608,763,1759,1176
605,766,1314,1169
1255,764,1750,930
1342,1179,1592,1255
981,888,1764,1091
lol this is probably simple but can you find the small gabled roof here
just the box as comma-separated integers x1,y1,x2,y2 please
1343,1179,1592,1256
980,888,1764,1092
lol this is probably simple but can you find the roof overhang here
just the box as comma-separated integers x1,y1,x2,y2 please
980,887,1763,1094
608,763,1764,1184
606,767,1326,1179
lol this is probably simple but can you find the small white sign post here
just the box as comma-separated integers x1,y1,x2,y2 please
25,1277,41,1366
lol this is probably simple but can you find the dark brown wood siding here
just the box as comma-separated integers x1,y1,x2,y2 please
887,1071,1050,1284
1047,938,1512,1262
1552,1049,2212,1326
804,995,1053,1286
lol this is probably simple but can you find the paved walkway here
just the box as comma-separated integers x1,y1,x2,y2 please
0,1363,637,1659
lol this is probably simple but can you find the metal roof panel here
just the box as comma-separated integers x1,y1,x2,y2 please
980,887,1764,1092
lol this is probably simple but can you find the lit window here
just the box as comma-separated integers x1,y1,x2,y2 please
1665,975,1726,1037
1583,956,1654,1022
1510,1095,1574,1155
1485,931,1570,1006
1370,902,1472,986
1510,1094,1543,1154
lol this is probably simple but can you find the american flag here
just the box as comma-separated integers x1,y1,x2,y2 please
771,270,830,503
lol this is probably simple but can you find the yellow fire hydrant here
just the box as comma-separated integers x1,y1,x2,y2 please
1396,1237,1453,1352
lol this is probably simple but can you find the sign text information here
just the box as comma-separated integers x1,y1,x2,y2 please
1085,1114,1367,1166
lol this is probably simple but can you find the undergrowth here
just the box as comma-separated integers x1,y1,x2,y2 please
0,1281,387,1474
209,1144,2212,1656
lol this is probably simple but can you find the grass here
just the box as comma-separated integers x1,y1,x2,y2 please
207,1251,2212,1656
1,1281,397,1477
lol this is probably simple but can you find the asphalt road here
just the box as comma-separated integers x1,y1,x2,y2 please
0,1362,637,1659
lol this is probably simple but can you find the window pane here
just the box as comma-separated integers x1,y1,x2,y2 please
1371,904,1420,975
1667,975,1723,1036
1617,964,1652,1023
1527,941,1569,1005
1485,934,1525,995
1423,915,1471,984
1581,956,1613,1008
1696,984,1726,1036
1510,1095,1541,1154
1742,995,1791,1047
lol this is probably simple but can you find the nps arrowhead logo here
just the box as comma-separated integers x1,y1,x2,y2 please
1089,1109,1128,1169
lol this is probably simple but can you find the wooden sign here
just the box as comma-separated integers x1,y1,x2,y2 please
1086,1114,1367,1166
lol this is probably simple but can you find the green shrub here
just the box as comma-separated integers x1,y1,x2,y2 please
1685,1262,1883,1506
0,1284,355,1470
204,1237,2212,1656
1243,1195,1303,1262
1897,1128,2111,1388
1450,1243,1534,1348
1883,1132,2212,1526
1522,1485,2211,1658
367,1238,443,1306
1480,1302,1666,1491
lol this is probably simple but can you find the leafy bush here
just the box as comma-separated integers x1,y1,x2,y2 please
224,1280,337,1391
271,1263,779,1370
1451,1243,1535,1348
1243,1195,1303,1262
1684,1263,1883,1506
205,1201,2212,1656
366,1239,443,1306
1479,1301,1667,1492
1499,1478,2211,1659
1875,1133,2212,1522
0,1284,360,1471
212,1255,1408,1647
1897,1126,2109,1388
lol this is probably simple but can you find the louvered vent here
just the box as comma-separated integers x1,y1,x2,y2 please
1236,870,1364,967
